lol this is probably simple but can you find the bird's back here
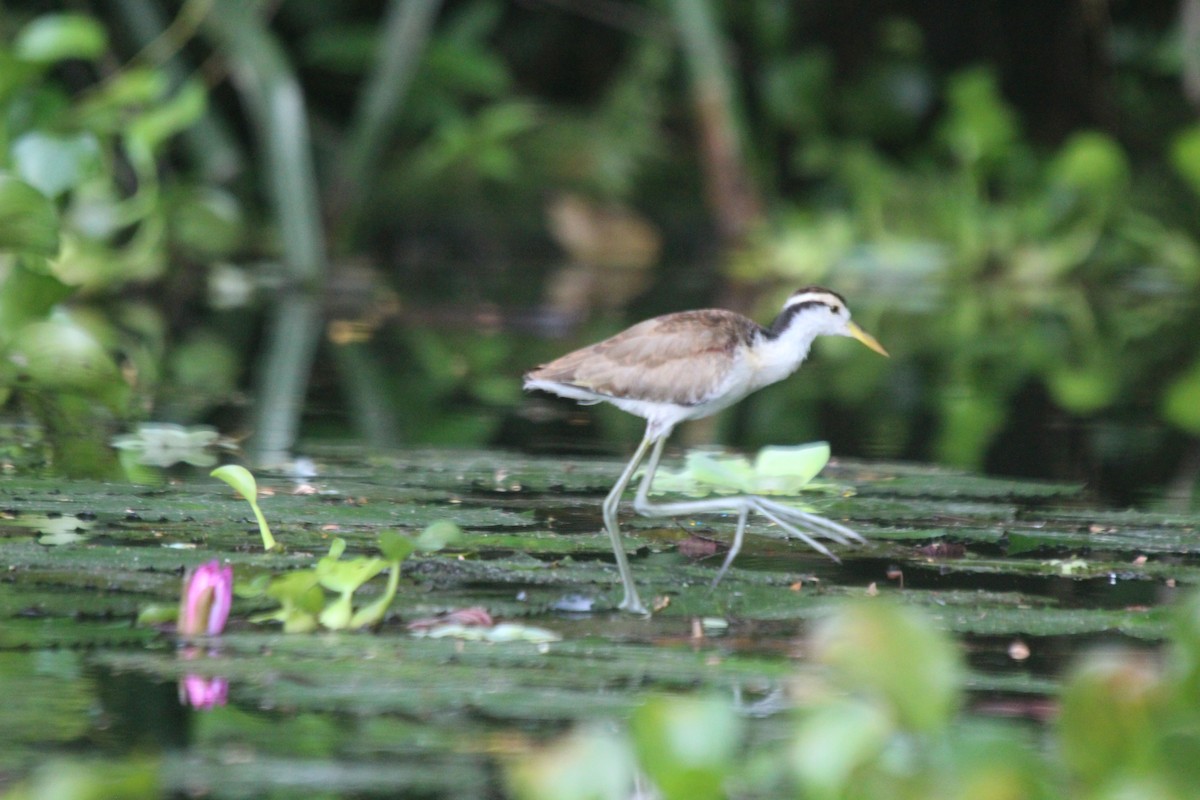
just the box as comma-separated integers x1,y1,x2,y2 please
524,309,760,409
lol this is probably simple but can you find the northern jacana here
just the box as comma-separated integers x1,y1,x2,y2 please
524,286,888,614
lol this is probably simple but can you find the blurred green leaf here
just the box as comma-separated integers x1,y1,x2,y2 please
0,265,72,342
790,699,892,798
12,133,103,199
1162,357,1200,434
416,519,465,552
810,599,964,733
629,695,741,800
1047,361,1120,415
1170,125,1200,199
939,68,1018,170
127,80,207,152
0,174,60,256
1059,649,1165,789
379,530,417,562
950,720,1056,800
1049,131,1129,201
7,318,123,398
507,725,635,800
168,187,244,258
14,14,108,63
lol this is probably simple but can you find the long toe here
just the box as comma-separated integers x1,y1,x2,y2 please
756,506,838,560
753,497,865,545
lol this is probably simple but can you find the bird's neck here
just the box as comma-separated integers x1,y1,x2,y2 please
750,322,821,386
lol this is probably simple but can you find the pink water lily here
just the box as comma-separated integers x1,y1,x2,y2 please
178,560,233,636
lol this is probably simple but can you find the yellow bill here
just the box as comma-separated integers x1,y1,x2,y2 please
847,322,889,357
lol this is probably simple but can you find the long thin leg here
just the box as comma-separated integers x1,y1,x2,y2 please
632,440,865,587
601,429,661,615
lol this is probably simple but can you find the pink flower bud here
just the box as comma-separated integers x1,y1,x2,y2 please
178,560,233,636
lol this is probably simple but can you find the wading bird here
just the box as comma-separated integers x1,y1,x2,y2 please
525,287,888,614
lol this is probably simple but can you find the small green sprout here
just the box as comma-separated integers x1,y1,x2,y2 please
244,530,421,632
211,464,277,551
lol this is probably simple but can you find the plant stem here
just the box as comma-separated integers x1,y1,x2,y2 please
204,1,328,465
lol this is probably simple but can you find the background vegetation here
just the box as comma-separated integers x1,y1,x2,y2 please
1,0,1199,507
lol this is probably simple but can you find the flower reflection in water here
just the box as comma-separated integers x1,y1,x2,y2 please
177,560,233,710
179,658,229,710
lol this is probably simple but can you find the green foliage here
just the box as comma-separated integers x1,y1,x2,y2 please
629,696,742,800
0,9,216,476
239,519,450,633
3,755,161,800
0,174,60,254
14,14,108,63
810,599,963,733
512,593,1200,799
734,59,1200,476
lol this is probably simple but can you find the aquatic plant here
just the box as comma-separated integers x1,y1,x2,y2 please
210,465,277,551
246,531,416,632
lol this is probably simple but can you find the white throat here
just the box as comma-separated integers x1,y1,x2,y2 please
749,319,824,390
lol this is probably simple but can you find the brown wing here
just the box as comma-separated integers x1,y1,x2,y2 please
526,309,759,405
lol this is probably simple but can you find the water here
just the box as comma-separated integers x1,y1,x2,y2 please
0,447,1194,796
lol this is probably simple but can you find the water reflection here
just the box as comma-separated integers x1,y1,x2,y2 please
178,648,229,711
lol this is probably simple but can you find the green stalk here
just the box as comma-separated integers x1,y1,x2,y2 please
668,0,763,244
204,1,327,465
335,0,443,248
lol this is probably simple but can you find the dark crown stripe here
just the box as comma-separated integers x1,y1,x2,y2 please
764,299,835,339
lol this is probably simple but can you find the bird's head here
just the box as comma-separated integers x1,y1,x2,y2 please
771,286,889,356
